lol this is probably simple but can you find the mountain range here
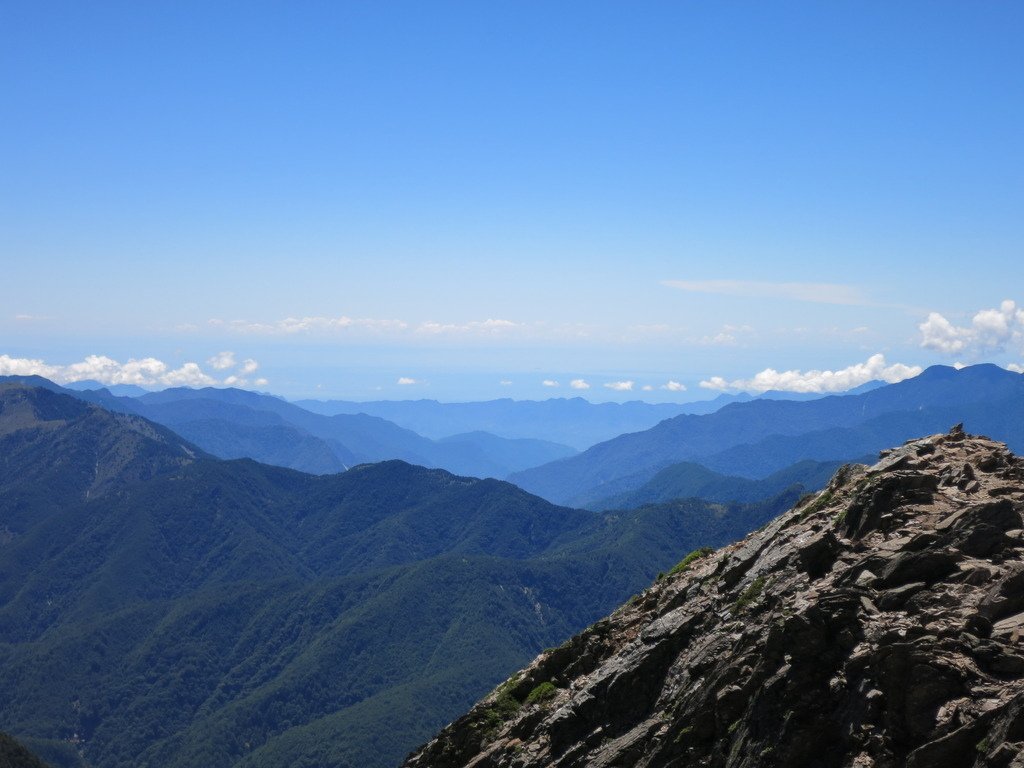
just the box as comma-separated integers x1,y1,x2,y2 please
0,379,577,480
510,364,1024,506
5,364,1023,767
292,384,883,450
0,383,796,768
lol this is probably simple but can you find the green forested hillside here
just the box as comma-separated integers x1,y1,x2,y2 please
0,385,792,768
586,457,857,511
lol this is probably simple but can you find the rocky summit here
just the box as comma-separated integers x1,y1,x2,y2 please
403,426,1024,768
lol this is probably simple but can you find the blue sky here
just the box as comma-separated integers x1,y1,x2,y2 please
2,2,1023,400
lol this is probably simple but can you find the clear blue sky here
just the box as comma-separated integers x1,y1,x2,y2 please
2,2,1023,400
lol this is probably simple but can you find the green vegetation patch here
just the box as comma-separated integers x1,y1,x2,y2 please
478,689,521,735
668,546,715,577
732,575,767,613
673,725,694,744
524,681,558,706
799,489,833,520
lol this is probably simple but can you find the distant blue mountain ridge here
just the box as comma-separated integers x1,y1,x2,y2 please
0,377,575,480
507,364,1024,506
291,382,882,448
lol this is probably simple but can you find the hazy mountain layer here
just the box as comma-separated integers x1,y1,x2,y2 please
138,388,578,478
510,364,1024,506
292,397,695,450
587,457,862,511
0,378,577,480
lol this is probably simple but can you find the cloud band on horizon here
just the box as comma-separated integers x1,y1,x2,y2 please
699,353,921,394
0,353,266,389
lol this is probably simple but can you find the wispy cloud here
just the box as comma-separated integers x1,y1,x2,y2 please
416,318,521,335
397,376,418,385
604,380,634,391
209,316,409,335
569,378,590,390
199,315,608,344
661,380,686,391
920,299,1024,357
207,351,236,370
700,353,921,394
663,279,866,306
542,379,560,387
697,324,754,347
14,314,55,322
207,315,533,339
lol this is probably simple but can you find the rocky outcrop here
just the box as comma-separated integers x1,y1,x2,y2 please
403,426,1024,768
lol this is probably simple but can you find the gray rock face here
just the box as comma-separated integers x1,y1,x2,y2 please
402,427,1024,768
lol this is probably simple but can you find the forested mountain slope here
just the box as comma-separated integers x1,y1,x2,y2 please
0,385,790,768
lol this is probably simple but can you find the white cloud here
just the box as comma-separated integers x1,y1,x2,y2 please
0,353,225,388
641,384,654,391
663,279,866,306
208,351,236,370
1007,364,1024,374
920,300,1024,357
700,376,730,390
699,353,921,394
64,355,169,385
661,380,687,391
697,324,753,347
416,318,522,336
604,380,634,391
0,354,61,379
569,378,590,390
499,379,513,386
542,379,560,387
210,316,409,335
700,331,738,346
14,314,54,322
204,352,260,386
397,377,418,385
162,362,217,387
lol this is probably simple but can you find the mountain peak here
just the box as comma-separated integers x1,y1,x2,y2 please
0,384,202,507
406,426,1024,767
